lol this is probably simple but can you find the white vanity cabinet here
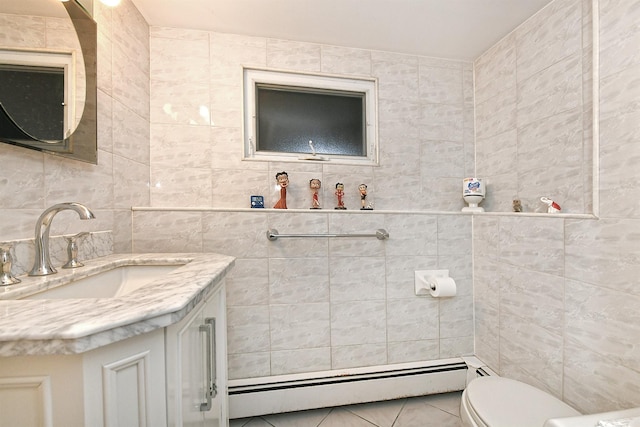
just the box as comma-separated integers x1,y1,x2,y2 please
0,253,233,427
166,280,228,427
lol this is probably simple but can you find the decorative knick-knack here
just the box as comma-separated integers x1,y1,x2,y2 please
251,195,265,208
335,182,346,210
462,177,485,212
541,197,561,213
513,199,522,212
274,171,289,209
359,184,373,210
310,178,321,209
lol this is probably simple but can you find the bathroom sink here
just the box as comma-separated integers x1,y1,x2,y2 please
22,264,180,299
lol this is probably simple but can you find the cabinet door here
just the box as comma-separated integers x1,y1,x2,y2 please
166,299,206,427
86,329,167,427
201,286,227,427
181,304,208,427
166,281,227,427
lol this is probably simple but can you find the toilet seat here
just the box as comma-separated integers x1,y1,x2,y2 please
464,377,581,427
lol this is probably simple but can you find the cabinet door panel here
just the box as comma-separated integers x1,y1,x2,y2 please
180,307,207,427
84,328,167,427
166,281,228,427
202,289,227,426
102,352,149,427
0,376,52,427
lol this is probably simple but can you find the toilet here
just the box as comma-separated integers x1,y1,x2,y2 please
460,376,580,427
461,376,640,427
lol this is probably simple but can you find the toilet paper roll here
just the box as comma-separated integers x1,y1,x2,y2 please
429,276,456,297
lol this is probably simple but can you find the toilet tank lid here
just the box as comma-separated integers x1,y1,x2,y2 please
466,377,581,427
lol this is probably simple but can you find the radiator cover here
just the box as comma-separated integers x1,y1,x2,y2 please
228,358,469,419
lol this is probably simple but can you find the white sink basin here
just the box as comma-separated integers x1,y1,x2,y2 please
23,265,180,299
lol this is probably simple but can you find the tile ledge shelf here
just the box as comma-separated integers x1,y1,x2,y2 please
131,207,598,220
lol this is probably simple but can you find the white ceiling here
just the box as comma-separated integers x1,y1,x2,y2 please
130,0,553,60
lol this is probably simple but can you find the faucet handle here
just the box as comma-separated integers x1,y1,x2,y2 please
0,245,21,286
62,232,90,269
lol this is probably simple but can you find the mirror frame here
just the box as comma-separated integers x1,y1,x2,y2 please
0,0,97,164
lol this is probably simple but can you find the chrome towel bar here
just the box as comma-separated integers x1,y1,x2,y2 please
266,228,389,241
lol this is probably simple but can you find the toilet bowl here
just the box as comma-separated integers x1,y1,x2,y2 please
461,375,640,427
460,376,580,427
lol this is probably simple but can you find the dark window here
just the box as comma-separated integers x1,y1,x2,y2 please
255,84,366,157
0,64,65,141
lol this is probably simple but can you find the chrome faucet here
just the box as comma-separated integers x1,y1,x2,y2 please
29,202,95,276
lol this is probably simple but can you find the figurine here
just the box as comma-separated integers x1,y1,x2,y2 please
310,178,321,209
359,184,373,210
513,199,522,212
274,171,289,209
335,182,346,210
540,197,561,213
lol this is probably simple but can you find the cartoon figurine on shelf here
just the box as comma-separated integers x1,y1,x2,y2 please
513,199,522,212
540,197,561,213
274,171,289,209
359,184,373,210
335,182,346,210
310,178,321,209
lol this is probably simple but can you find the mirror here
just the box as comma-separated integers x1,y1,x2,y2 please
0,0,97,164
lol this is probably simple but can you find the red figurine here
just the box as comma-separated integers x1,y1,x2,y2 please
274,171,289,209
335,182,346,210
310,178,321,209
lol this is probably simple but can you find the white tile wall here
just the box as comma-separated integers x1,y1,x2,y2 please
141,22,476,381
473,0,640,413
133,209,473,379
147,25,473,212
475,0,592,214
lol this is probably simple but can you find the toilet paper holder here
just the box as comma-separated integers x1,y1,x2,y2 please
415,269,453,296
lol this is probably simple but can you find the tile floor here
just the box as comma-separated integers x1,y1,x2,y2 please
230,391,463,427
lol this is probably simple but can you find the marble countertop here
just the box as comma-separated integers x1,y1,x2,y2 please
0,253,235,357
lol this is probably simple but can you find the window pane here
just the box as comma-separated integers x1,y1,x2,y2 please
256,85,365,156
0,65,64,140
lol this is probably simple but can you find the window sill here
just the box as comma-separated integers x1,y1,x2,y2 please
242,155,379,167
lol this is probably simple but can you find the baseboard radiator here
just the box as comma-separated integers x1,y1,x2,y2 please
228,358,469,419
